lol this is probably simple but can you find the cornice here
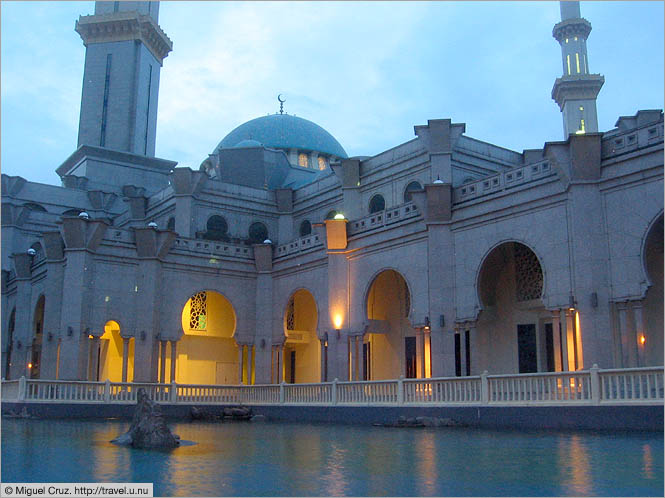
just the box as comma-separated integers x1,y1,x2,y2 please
551,75,605,110
552,18,592,43
75,11,173,64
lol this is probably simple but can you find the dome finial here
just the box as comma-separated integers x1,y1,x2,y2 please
277,94,285,114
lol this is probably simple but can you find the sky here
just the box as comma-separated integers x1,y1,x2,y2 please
1,1,663,187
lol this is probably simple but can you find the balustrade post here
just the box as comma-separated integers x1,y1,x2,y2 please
18,376,26,401
590,364,600,404
480,370,489,404
104,379,111,403
332,378,338,405
279,382,285,404
397,375,404,406
170,380,177,403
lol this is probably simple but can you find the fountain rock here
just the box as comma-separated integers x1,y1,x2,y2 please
111,388,180,449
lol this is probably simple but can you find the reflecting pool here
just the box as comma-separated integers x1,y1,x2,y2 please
2,419,663,496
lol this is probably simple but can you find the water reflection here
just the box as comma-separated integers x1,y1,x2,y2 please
2,419,663,497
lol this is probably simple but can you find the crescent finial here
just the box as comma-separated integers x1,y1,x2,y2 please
278,94,285,114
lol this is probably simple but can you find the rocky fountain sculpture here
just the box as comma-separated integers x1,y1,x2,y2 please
111,388,180,449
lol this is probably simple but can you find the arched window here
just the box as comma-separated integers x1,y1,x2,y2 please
369,194,385,214
299,220,312,237
248,222,269,244
167,217,175,231
318,157,326,170
204,215,229,241
62,209,82,217
24,202,47,212
325,210,339,220
403,181,422,203
298,153,309,168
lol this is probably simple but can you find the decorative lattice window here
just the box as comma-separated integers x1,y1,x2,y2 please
189,291,207,330
318,157,326,170
514,244,543,302
286,297,295,331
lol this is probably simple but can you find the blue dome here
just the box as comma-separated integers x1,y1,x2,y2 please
216,114,348,158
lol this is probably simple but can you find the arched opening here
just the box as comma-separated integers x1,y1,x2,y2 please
178,291,239,384
476,242,548,374
403,181,423,203
62,209,82,217
204,215,229,241
98,320,134,382
167,217,175,231
369,194,385,214
642,214,663,366
248,222,269,244
325,210,339,220
283,289,320,383
5,308,16,379
29,296,45,379
299,220,312,237
23,202,47,212
365,270,414,380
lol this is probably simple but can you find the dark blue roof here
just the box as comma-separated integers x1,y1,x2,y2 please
216,114,348,158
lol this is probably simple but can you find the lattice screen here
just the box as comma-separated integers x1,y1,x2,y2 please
286,297,295,331
514,244,543,302
189,291,207,330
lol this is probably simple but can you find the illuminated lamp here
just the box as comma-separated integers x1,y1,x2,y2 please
28,363,33,369
639,335,646,345
568,294,576,311
333,213,345,220
27,248,36,257
333,314,343,339
424,316,430,332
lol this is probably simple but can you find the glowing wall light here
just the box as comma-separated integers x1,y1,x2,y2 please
639,335,646,345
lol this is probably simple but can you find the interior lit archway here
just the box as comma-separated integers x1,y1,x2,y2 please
283,289,320,383
642,214,663,366
177,290,238,385
29,296,45,379
98,320,134,382
365,270,415,380
4,308,16,379
476,242,549,374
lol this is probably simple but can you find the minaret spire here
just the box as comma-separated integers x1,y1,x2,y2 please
551,1,604,138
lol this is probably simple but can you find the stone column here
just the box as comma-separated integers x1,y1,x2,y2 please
248,345,254,385
468,323,478,376
170,340,177,383
616,302,630,368
89,336,100,381
551,310,563,371
633,301,646,367
159,340,167,384
564,309,576,370
121,337,129,383
355,335,361,381
238,345,245,384
416,330,425,379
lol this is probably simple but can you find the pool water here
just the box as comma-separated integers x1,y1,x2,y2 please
2,418,662,496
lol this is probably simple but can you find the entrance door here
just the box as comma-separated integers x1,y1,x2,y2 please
517,324,537,373
544,323,555,372
405,337,416,378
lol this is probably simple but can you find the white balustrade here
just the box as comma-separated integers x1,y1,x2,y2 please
2,367,662,408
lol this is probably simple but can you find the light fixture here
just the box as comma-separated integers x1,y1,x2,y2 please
260,338,266,349
439,314,445,327
78,212,90,220
27,248,36,256
333,213,345,220
424,316,430,331
263,239,272,244
140,330,146,341
67,327,73,337
433,175,444,184
590,292,598,308
568,294,576,311
47,333,53,342
639,335,646,345
28,363,33,369
148,221,158,229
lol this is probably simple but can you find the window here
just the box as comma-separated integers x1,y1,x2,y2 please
298,153,309,168
299,220,312,237
248,222,269,244
369,194,385,214
24,203,47,212
318,157,326,170
189,292,207,330
286,297,295,331
205,215,228,241
403,181,423,203
167,217,175,231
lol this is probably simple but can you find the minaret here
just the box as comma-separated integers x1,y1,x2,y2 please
75,1,172,156
551,1,604,138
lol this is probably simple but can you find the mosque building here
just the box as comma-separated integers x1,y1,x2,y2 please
1,1,662,386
